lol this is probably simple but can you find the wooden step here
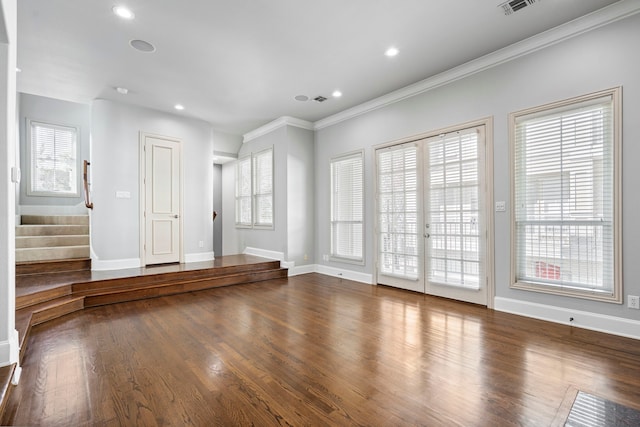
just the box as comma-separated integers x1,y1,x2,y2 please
16,224,89,237
16,245,90,263
16,235,89,249
20,215,89,226
29,296,85,327
16,283,72,310
84,268,288,307
16,258,92,276
0,365,15,420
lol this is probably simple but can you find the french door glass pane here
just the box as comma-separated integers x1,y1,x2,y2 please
426,130,483,289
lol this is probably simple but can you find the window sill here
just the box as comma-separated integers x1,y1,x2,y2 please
511,280,622,304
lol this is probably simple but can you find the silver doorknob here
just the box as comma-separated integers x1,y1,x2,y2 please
173,214,179,218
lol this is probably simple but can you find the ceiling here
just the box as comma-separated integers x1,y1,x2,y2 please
17,0,621,135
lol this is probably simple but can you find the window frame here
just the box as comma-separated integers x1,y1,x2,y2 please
27,119,80,198
509,87,622,303
235,147,274,229
330,149,365,264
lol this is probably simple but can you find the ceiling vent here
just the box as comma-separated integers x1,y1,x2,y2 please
313,96,328,103
499,0,537,15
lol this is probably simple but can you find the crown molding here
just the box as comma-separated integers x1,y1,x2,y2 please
314,0,640,130
243,116,314,143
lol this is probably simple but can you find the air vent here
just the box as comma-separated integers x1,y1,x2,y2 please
313,96,328,103
499,0,537,15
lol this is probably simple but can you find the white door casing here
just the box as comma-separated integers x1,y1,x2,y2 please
140,133,183,265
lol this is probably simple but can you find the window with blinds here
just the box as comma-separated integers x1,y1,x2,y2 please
235,148,274,229
235,156,252,227
377,144,419,279
253,148,273,228
511,88,621,301
330,151,364,263
28,120,79,196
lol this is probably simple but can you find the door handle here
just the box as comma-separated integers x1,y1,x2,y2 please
172,214,179,218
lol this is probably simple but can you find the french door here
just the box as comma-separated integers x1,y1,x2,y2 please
376,125,488,305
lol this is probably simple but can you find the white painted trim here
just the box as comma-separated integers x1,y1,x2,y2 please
242,246,295,268
288,264,316,276
184,252,215,263
91,257,141,271
243,116,314,143
313,1,640,130
494,297,640,341
0,329,19,368
316,265,373,285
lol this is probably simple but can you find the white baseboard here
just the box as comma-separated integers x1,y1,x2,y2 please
91,257,141,271
315,265,373,285
184,252,215,263
243,246,295,268
0,329,19,368
288,264,316,276
494,297,640,341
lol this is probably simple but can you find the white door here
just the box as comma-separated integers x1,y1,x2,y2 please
423,127,487,305
143,134,182,265
376,143,425,293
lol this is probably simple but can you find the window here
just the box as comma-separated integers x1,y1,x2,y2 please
377,144,418,278
330,151,364,263
28,120,79,196
511,88,621,302
235,148,273,228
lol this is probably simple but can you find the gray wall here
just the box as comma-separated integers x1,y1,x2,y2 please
18,93,91,208
314,13,640,321
91,99,213,263
213,164,222,257
286,126,314,265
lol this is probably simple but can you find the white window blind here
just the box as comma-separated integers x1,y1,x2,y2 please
29,120,78,196
330,151,364,262
377,144,418,279
513,91,619,298
235,156,252,227
253,148,273,227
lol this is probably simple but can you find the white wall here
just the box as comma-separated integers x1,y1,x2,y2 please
90,100,213,266
221,161,239,256
314,13,640,323
0,0,18,367
18,93,90,210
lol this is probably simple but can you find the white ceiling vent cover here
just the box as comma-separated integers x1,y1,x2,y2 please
499,0,538,16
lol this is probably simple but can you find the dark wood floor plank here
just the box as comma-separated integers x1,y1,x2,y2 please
3,273,640,426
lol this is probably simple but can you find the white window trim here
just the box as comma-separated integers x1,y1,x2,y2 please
26,119,80,198
330,149,365,264
509,87,622,303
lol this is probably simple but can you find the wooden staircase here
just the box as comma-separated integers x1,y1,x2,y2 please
16,215,91,275
2,255,288,418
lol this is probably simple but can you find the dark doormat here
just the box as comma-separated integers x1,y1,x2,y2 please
556,389,640,427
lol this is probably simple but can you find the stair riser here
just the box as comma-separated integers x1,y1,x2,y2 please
16,225,89,236
16,285,73,310
84,269,288,307
16,259,92,275
16,246,90,263
16,235,89,248
21,215,89,226
31,298,84,326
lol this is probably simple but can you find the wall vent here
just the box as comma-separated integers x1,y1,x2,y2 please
499,0,537,16
313,96,328,103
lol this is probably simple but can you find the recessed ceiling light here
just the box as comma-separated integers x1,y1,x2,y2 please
116,87,128,95
385,47,399,57
113,6,135,20
294,95,309,102
174,104,185,111
130,39,156,53
332,90,342,98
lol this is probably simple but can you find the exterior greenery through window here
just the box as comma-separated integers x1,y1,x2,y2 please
28,120,79,196
510,88,621,302
235,147,273,228
330,151,364,263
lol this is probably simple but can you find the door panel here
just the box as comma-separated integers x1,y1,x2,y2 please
144,135,181,265
424,127,487,305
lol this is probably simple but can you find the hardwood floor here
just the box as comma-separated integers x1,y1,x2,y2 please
3,273,640,426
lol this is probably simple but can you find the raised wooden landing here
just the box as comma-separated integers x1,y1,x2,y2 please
2,254,287,419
